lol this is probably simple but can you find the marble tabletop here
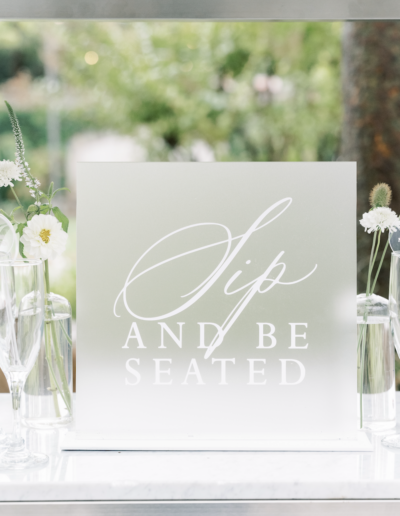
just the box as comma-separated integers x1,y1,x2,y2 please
1,394,400,503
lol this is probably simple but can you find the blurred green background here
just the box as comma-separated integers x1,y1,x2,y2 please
0,20,399,389
0,20,342,313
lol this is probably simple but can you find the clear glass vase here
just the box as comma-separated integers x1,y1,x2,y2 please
382,252,400,447
21,292,73,428
357,293,396,431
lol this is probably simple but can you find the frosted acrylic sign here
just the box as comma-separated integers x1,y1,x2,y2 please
75,162,357,447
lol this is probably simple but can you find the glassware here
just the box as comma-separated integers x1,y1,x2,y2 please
382,252,400,447
22,292,73,428
0,258,48,468
357,293,396,431
0,214,18,260
0,215,18,445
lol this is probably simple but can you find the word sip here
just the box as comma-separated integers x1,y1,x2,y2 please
125,357,306,386
122,321,310,351
114,198,317,358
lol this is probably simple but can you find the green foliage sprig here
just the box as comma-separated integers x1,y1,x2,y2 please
1,101,69,257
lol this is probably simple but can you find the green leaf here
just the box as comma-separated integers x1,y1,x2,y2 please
26,204,40,220
40,204,50,214
52,187,70,196
40,193,50,201
52,206,69,233
9,205,23,223
11,206,22,216
19,241,26,259
16,223,27,259
16,223,27,236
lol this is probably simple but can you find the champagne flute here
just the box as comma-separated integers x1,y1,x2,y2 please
0,214,18,260
0,214,18,446
0,258,48,468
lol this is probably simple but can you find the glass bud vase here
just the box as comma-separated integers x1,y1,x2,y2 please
21,292,73,428
357,293,396,431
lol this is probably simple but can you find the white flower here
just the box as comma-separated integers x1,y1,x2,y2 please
360,207,400,234
0,160,21,187
20,214,68,260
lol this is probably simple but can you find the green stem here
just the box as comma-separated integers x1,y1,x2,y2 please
359,323,367,429
44,320,61,417
358,229,381,428
358,231,378,351
366,231,380,296
357,320,365,352
10,187,27,221
44,260,72,416
50,319,72,412
370,236,390,295
43,261,61,417
44,259,50,294
358,231,392,427
365,232,377,296
60,320,73,347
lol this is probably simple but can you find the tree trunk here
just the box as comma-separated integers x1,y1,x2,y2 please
341,21,400,298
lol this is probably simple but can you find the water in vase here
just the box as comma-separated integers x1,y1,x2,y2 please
22,311,73,428
357,314,396,431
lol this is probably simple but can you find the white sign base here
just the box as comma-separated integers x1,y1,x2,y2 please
61,431,372,451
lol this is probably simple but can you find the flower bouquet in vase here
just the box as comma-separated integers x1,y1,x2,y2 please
0,101,72,428
358,184,399,431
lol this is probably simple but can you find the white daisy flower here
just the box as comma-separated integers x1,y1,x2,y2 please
0,160,22,187
360,207,400,234
20,214,68,260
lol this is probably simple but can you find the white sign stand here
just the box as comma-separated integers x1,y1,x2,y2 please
68,162,367,452
62,432,371,451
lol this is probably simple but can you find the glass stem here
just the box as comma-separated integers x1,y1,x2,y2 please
10,379,23,445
